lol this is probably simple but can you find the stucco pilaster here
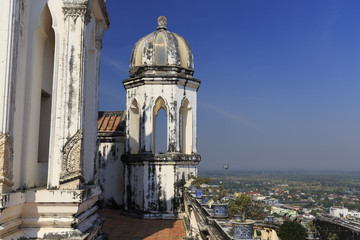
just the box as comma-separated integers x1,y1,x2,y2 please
168,89,178,152
192,95,198,153
0,0,16,134
48,0,91,189
0,0,20,193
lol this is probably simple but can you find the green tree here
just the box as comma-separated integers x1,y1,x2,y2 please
278,221,307,240
228,194,252,222
211,185,227,202
191,176,210,189
247,200,267,220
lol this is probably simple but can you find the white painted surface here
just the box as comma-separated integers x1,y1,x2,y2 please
98,140,125,207
0,0,109,238
126,84,198,154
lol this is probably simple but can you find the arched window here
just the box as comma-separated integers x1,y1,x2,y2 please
153,97,167,154
36,4,55,186
129,99,140,154
181,99,192,154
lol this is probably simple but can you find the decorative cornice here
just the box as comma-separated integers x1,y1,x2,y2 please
129,65,194,78
122,74,201,91
63,0,91,24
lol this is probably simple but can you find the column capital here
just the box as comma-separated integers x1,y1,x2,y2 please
62,0,91,24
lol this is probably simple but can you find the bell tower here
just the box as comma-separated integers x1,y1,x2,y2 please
122,16,201,218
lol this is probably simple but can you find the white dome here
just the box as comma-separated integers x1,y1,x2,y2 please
129,16,194,77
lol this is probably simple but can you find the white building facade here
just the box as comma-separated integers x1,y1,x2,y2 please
330,206,349,218
0,0,109,238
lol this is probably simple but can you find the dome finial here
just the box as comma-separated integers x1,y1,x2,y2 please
157,16,167,30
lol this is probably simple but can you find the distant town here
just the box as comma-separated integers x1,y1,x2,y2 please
196,170,360,238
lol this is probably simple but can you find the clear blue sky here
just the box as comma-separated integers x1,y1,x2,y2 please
99,0,360,171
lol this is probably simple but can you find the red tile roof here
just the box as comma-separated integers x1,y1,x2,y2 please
98,111,125,134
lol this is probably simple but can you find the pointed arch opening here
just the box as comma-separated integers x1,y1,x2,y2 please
181,98,192,154
153,97,168,154
129,99,140,154
34,4,55,186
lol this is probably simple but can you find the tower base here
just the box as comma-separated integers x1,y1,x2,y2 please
122,153,200,219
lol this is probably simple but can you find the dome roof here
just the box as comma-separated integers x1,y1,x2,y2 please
129,16,194,77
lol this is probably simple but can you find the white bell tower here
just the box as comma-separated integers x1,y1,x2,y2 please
122,16,201,217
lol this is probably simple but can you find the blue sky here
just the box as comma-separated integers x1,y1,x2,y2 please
99,0,360,171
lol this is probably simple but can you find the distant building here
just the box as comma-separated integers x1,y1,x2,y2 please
254,195,266,201
265,198,279,206
272,206,297,217
330,206,348,218
348,210,360,218
330,206,360,220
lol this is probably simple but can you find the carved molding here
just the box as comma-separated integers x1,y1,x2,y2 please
0,133,14,187
63,0,91,24
95,20,106,50
60,129,84,186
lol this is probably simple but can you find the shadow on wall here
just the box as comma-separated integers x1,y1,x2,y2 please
97,143,124,209
97,209,186,239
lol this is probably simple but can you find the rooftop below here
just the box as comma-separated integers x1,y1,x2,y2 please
97,209,186,239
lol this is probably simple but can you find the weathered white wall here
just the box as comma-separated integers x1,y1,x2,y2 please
124,161,198,214
126,84,198,154
98,139,125,207
0,0,106,190
0,0,109,238
0,0,22,193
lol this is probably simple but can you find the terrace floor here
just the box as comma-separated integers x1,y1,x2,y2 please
97,209,186,240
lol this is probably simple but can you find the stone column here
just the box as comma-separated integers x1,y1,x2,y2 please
47,0,91,190
144,95,153,153
0,0,19,193
192,95,198,153
87,20,105,181
168,95,178,152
